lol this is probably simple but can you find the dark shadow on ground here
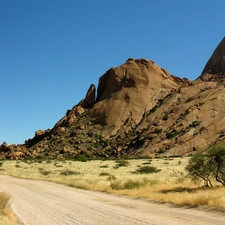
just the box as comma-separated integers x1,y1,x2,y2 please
160,186,214,194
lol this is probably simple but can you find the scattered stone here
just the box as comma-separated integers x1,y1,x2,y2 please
35,130,45,136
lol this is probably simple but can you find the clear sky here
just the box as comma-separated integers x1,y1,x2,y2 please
0,0,224,145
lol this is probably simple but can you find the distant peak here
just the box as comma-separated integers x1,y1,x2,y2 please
200,37,225,81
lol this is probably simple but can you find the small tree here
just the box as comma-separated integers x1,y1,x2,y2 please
185,153,213,186
208,145,225,186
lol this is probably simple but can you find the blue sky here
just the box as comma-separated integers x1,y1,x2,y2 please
0,0,224,145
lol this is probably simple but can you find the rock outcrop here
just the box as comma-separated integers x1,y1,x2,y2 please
1,37,225,159
88,58,178,137
80,84,96,108
200,37,225,81
0,142,28,159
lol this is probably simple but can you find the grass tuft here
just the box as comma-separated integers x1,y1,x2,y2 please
0,192,15,224
60,169,80,176
0,192,10,214
39,169,51,176
124,180,140,189
99,172,111,176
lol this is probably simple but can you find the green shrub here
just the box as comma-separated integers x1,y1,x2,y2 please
94,134,102,140
134,166,161,174
74,154,89,162
189,121,201,128
158,149,166,154
142,160,152,165
113,160,129,169
99,172,110,176
166,131,180,139
99,164,108,168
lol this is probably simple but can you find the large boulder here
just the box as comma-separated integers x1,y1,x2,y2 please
0,142,8,152
88,58,178,137
35,129,45,137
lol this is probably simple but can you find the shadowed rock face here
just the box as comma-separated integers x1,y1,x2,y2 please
200,37,225,81
88,58,178,137
80,84,96,108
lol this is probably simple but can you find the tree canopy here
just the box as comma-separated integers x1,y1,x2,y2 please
186,145,225,186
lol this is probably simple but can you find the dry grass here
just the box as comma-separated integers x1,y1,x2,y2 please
0,157,225,212
0,192,16,225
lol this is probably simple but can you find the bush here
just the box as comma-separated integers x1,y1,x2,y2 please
113,160,129,169
99,164,108,168
124,180,140,189
99,172,110,176
39,169,51,176
74,154,89,162
94,134,102,140
110,180,141,190
166,131,180,139
110,181,123,190
142,160,152,165
60,169,79,176
189,121,201,128
134,166,161,174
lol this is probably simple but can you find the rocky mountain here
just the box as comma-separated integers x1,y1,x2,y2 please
1,37,225,159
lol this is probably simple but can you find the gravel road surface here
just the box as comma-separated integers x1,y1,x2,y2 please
0,175,224,225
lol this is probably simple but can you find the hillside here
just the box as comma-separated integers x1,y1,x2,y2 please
1,37,225,159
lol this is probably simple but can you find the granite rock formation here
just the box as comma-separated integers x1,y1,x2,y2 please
1,37,225,159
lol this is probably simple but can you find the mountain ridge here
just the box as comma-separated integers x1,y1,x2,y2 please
1,37,225,159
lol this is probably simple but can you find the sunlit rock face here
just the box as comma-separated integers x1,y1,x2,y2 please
89,58,178,137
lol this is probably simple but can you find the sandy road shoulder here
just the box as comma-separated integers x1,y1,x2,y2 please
0,175,224,225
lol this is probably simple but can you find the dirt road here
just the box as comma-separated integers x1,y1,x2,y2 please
0,175,224,225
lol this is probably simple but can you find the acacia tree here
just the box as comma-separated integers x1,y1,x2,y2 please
185,153,213,186
208,145,225,186
186,145,225,186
